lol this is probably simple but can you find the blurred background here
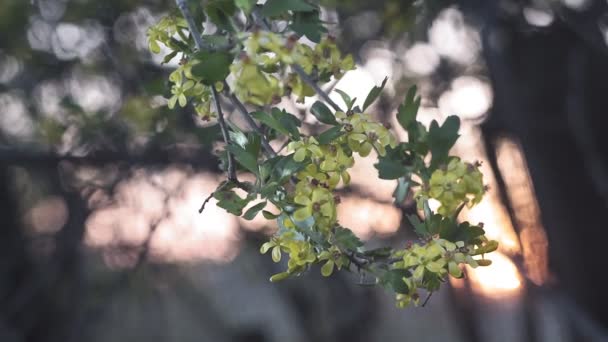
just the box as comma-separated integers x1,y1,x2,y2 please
2,0,608,341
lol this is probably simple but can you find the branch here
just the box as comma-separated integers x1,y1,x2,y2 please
176,0,238,181
212,86,237,181
292,64,342,112
175,0,209,51
222,81,277,157
198,191,215,213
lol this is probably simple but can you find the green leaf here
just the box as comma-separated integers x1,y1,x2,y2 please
227,144,259,175
362,76,388,111
317,126,345,144
465,224,486,241
205,0,237,29
251,111,289,135
427,115,460,168
270,272,291,282
235,0,256,13
392,177,410,205
243,201,267,220
380,269,411,294
161,50,178,65
334,89,354,109
272,155,306,182
228,129,248,148
321,260,334,277
272,108,301,139
423,200,432,220
262,210,279,219
362,247,393,258
374,157,407,180
261,0,315,17
397,85,421,130
310,101,338,125
214,190,252,216
289,10,326,43
244,132,261,158
407,214,428,236
334,226,363,250
191,51,233,84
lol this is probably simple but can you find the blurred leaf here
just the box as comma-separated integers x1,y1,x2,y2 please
392,177,410,205
380,269,411,294
191,51,233,84
261,0,315,17
427,116,460,168
235,0,257,13
334,226,363,250
362,247,393,258
228,128,248,148
205,0,237,29
362,76,388,111
397,85,421,130
310,101,338,125
289,10,326,43
407,214,428,236
161,50,178,65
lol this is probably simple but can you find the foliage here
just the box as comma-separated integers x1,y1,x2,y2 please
147,0,498,308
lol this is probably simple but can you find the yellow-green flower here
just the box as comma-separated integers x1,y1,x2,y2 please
293,188,335,221
288,137,323,162
425,158,485,215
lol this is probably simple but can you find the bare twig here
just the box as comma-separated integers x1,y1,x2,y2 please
199,191,215,213
212,86,237,181
292,64,342,112
422,291,433,307
175,0,209,51
222,81,277,157
176,0,237,182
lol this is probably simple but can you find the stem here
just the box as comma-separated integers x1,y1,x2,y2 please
212,86,237,181
222,81,277,157
175,0,209,51
199,191,215,213
292,64,342,112
176,0,238,182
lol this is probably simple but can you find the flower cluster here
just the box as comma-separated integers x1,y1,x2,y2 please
234,31,355,104
149,2,499,310
390,236,489,307
260,231,317,281
336,111,398,157
417,158,485,215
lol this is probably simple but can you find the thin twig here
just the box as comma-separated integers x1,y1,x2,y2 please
292,64,342,112
199,191,215,213
175,0,209,50
422,291,433,307
277,139,290,153
175,0,238,182
212,86,237,181
222,81,277,157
